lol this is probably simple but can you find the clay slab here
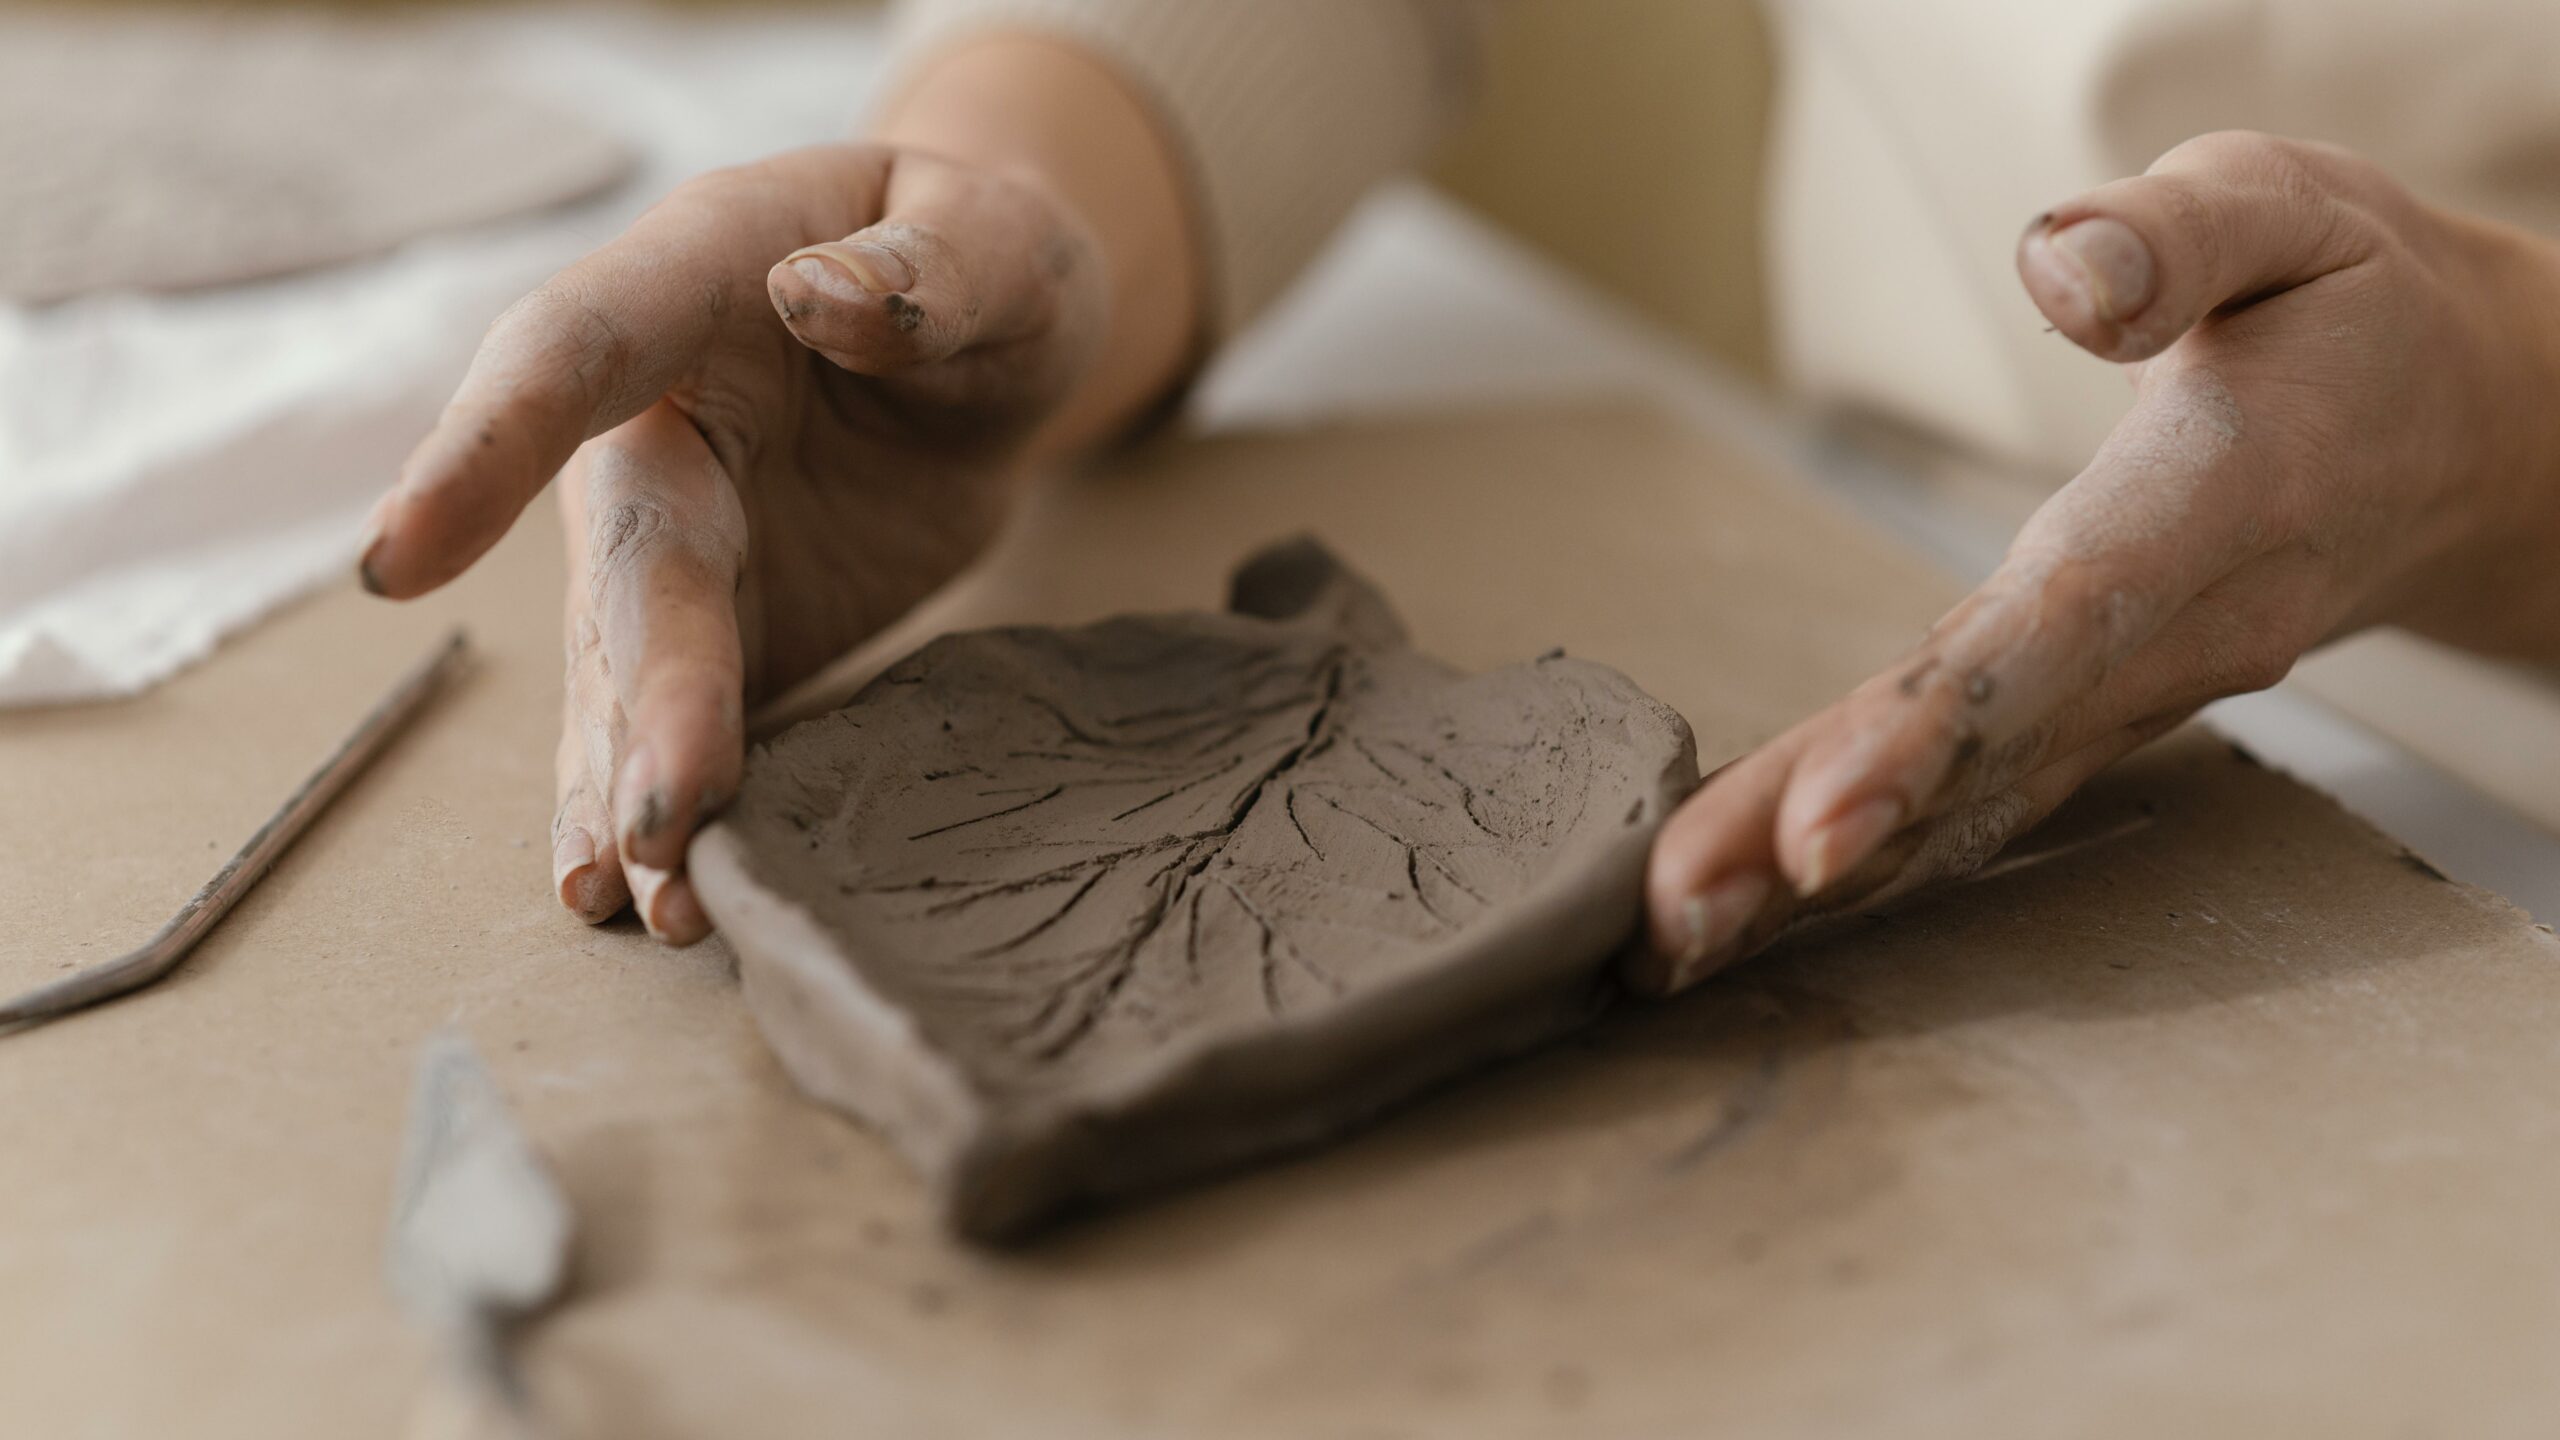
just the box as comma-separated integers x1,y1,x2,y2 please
691,540,1699,1238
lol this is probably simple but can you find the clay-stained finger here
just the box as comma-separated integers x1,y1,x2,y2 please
1636,710,2186,1000
1632,740,1808,996
625,861,712,946
553,759,630,925
766,154,1102,421
1814,710,2186,920
580,401,750,874
1653,554,2308,989
553,622,632,925
361,148,897,600
1767,375,2277,896
2018,131,2383,364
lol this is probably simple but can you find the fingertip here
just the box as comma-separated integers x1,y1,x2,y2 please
354,490,397,597
628,863,712,946
2019,213,2166,362
354,488,438,601
767,239,941,372
1783,795,1901,898
1640,770,1787,993
364,425,521,599
1628,873,1709,999
788,240,914,297
610,742,679,871
612,740,739,874
1771,738,1883,878
554,828,631,924
1643,801,1718,952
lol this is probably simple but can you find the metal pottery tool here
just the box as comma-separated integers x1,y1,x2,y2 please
0,628,468,1031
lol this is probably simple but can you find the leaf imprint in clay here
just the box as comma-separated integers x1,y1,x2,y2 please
689,539,1698,1239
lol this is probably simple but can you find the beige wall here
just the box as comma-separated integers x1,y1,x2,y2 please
1434,0,1776,382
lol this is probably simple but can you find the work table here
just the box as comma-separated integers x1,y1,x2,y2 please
5,185,2557,1438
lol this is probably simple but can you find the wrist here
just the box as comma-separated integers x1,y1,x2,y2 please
2457,219,2560,660
873,33,1204,456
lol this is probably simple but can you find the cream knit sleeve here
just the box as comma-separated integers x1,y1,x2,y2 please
882,0,1494,337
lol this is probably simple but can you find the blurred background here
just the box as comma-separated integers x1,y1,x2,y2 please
23,0,1782,375
1434,0,1775,384
0,0,1787,707
8,0,2557,891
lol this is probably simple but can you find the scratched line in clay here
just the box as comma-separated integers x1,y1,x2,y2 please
691,539,1698,1239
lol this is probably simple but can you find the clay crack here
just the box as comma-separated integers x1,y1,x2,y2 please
1108,744,1261,822
1384,738,1502,839
1218,875,1342,1014
966,863,1112,959
1008,653,1351,1058
1017,841,1220,1059
905,783,1065,841
1305,788,1489,909
1285,787,1325,861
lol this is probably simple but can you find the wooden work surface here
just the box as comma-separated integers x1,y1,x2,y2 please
4,404,2555,1437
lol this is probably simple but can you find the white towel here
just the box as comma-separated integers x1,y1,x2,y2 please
0,6,889,706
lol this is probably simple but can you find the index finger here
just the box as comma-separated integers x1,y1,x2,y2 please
1767,372,2268,892
359,151,894,599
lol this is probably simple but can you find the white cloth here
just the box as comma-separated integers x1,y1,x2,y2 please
0,7,890,706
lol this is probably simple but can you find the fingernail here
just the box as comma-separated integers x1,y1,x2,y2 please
2027,217,2154,326
627,863,671,939
1672,870,1775,987
1797,796,1902,897
552,826,596,907
614,746,664,847
787,242,912,297
837,242,913,293
356,492,395,596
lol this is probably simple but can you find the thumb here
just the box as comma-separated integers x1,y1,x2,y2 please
765,155,1098,388
2018,130,2382,363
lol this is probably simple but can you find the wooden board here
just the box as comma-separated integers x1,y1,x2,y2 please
3,404,2553,1437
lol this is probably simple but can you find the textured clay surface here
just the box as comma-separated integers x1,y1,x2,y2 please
691,541,1697,1238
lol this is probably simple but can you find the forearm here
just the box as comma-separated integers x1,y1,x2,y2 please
874,0,1495,456
874,34,1201,456
2388,212,2560,666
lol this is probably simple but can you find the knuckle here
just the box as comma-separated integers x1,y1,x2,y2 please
2203,637,2294,697
498,283,630,411
667,164,750,205
663,157,799,218
2160,128,2293,180
2186,614,2299,698
2230,643,2297,694
2038,559,2157,657
562,611,605,669
586,494,673,587
2150,173,2223,264
1975,720,2053,794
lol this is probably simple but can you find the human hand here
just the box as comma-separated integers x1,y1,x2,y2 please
359,143,1110,942
1633,130,2560,994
